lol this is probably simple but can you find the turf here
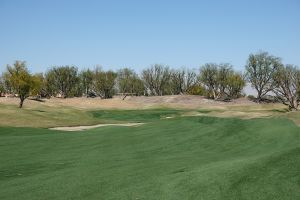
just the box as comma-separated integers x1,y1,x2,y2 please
0,112,299,200
90,109,182,122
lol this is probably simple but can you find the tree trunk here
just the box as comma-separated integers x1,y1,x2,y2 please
288,99,298,111
86,88,88,97
289,106,298,111
212,90,217,100
256,91,262,103
19,97,25,108
122,94,128,100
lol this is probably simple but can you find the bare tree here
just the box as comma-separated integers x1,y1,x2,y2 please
170,69,185,94
200,63,244,100
272,64,300,111
185,69,198,91
218,63,234,97
170,68,198,95
245,51,281,102
142,64,171,96
199,63,220,99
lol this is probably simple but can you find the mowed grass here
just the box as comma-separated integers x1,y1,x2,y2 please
0,109,299,200
91,109,182,122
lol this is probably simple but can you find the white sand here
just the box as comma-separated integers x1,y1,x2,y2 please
49,123,144,131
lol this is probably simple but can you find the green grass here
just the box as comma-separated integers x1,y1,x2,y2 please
90,109,182,122
0,111,299,200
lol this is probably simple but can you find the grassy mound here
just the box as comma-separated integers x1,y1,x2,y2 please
0,113,299,199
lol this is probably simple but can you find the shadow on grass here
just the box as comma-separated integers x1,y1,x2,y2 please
198,109,213,113
272,109,289,113
29,98,46,102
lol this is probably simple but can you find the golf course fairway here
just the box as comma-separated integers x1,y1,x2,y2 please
0,109,299,200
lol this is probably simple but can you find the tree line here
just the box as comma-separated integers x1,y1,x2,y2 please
0,51,299,110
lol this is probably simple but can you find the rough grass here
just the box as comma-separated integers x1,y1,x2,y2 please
0,110,299,199
286,111,300,126
0,104,105,128
1,102,300,127
1,97,299,126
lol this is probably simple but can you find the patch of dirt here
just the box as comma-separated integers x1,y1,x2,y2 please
49,123,144,131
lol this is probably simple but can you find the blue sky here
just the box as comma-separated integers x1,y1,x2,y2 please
0,0,299,73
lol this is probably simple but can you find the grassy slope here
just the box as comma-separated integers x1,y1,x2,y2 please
1,99,299,127
0,104,108,128
0,112,299,200
0,103,183,127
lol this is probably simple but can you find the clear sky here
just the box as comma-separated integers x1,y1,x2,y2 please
0,0,299,73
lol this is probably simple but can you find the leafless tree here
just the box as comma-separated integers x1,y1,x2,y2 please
245,51,281,102
272,64,300,111
142,64,171,96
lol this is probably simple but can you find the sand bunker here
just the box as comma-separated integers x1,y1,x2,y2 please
49,123,144,131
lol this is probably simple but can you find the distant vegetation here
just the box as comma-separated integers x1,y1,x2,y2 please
0,51,299,110
199,63,245,100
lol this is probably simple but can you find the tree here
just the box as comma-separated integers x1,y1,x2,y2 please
44,70,55,97
45,66,79,98
185,69,198,92
79,69,94,97
217,63,234,97
4,61,40,108
272,64,300,111
245,51,281,102
131,77,145,96
30,73,44,99
170,69,185,95
169,68,198,95
2,72,13,94
186,84,206,95
142,64,171,96
117,68,145,97
227,72,246,99
199,63,220,99
199,63,244,100
93,68,117,99
0,76,5,96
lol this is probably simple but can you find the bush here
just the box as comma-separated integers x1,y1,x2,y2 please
247,95,256,101
186,85,207,96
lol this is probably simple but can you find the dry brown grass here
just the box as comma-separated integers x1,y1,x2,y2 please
0,95,299,127
0,95,257,110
